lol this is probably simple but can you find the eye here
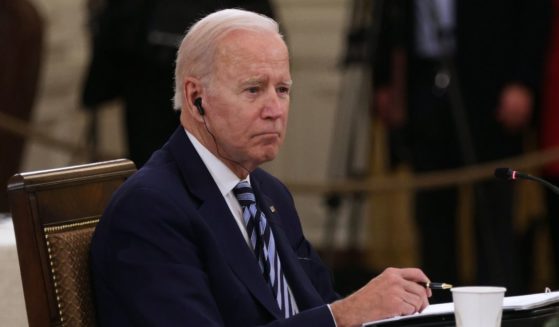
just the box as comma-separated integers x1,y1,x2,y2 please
246,86,260,94
277,86,290,95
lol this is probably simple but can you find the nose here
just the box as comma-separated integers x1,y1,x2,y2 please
261,88,287,119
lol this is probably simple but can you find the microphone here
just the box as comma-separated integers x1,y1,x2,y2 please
494,168,559,195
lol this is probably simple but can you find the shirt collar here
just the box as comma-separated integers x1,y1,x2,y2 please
185,129,250,196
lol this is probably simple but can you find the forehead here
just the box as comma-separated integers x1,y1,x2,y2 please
213,29,290,78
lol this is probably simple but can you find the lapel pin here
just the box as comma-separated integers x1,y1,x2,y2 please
269,205,276,213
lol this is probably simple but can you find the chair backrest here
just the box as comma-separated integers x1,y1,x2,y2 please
7,159,136,327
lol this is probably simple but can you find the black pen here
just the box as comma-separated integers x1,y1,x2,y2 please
419,282,453,290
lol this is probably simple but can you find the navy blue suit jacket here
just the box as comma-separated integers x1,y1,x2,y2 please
91,127,340,326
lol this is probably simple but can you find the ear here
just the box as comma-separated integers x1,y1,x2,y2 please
183,77,205,123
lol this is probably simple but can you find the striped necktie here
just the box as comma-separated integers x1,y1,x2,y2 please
233,181,298,318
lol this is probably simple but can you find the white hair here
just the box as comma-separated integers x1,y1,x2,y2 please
173,8,281,110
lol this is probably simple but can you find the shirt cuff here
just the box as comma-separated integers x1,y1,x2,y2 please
326,304,338,327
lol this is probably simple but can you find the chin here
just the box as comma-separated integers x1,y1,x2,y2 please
256,148,279,164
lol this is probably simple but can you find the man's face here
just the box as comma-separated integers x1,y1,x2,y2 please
202,29,291,173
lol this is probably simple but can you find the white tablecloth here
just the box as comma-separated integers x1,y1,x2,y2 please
0,216,29,326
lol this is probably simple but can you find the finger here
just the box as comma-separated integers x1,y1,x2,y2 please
399,268,430,283
399,300,419,316
404,279,428,295
400,275,432,300
402,292,423,313
426,287,433,298
419,296,430,312
415,288,431,312
403,280,431,309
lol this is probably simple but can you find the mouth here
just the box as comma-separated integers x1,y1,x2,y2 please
253,132,281,138
252,132,282,145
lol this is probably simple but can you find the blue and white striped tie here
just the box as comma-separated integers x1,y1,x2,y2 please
233,181,298,318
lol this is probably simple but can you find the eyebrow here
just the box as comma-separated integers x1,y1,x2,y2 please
240,77,293,86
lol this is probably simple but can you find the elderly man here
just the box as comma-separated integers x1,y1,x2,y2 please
91,9,431,326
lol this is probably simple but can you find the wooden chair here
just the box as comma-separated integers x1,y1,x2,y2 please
7,159,136,327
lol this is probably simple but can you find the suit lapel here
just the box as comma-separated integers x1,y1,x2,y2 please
165,128,281,318
251,178,326,310
197,199,282,318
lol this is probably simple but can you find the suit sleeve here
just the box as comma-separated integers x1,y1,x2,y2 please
93,186,226,326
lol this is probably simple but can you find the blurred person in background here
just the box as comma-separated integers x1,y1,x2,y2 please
81,0,277,167
540,0,559,290
0,0,43,213
372,0,550,301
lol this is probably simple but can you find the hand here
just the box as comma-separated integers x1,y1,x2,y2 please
373,86,406,128
496,84,533,132
330,267,432,327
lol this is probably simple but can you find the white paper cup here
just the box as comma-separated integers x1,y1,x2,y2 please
451,286,506,327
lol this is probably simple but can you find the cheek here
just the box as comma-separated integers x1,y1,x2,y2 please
216,116,251,147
